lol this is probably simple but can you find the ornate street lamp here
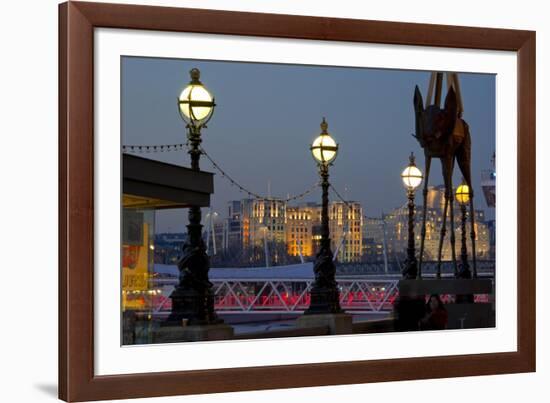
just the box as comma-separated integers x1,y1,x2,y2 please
456,181,475,279
305,118,342,314
400,152,423,279
166,68,220,326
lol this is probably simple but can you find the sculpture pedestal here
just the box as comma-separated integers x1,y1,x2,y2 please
395,279,495,331
296,313,353,335
393,296,426,332
153,323,234,343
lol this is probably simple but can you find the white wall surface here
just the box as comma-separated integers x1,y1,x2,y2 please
0,1,546,402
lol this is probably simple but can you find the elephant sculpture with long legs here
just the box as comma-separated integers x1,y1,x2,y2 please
413,84,477,279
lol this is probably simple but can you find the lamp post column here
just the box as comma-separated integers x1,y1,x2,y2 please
455,182,473,280
298,118,351,334
187,127,204,251
400,152,422,279
166,126,220,326
455,183,474,304
305,163,342,314
403,189,418,279
458,203,472,279
165,68,221,327
394,152,424,331
320,165,330,254
155,68,235,342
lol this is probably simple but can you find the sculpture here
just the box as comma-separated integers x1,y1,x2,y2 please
412,79,477,278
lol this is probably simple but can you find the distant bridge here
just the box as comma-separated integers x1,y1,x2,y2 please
150,262,494,314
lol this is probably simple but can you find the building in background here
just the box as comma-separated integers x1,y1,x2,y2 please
286,203,316,258
362,216,388,263
486,219,496,260
240,198,287,246
239,198,287,265
286,201,363,263
481,153,496,258
226,200,243,250
481,152,496,208
329,201,363,263
219,198,365,265
155,182,492,268
154,233,186,264
381,186,491,261
203,212,226,257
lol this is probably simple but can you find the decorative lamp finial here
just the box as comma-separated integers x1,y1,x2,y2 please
320,117,328,134
189,68,201,84
409,152,416,166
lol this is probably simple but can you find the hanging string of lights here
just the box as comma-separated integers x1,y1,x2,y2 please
198,145,320,202
122,143,186,153
328,183,355,210
122,142,320,202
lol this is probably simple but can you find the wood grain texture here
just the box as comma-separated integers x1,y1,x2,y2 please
75,1,532,50
58,4,68,400
516,31,536,370
59,2,95,401
58,1,536,401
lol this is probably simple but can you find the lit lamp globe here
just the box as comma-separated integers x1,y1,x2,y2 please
311,118,338,164
177,68,215,127
456,183,471,205
401,153,423,191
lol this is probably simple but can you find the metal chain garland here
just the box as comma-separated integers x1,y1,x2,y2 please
329,183,355,209
199,145,320,202
122,142,320,203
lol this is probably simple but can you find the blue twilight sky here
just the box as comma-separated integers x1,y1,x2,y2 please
121,57,495,233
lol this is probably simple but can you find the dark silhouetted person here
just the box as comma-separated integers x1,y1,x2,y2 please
420,294,448,330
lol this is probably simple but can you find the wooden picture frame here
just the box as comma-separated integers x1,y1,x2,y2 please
59,1,536,401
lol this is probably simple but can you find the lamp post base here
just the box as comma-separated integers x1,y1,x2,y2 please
456,263,474,303
164,237,223,326
304,248,343,315
164,286,221,326
393,295,426,332
305,286,343,315
402,257,418,280
296,312,352,335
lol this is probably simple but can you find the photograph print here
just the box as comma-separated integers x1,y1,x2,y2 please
120,56,496,345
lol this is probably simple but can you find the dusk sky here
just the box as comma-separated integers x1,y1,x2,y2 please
121,56,495,233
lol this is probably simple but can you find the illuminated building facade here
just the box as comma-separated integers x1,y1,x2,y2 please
329,201,363,262
382,186,491,261
286,204,315,258
285,201,363,263
240,198,287,248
